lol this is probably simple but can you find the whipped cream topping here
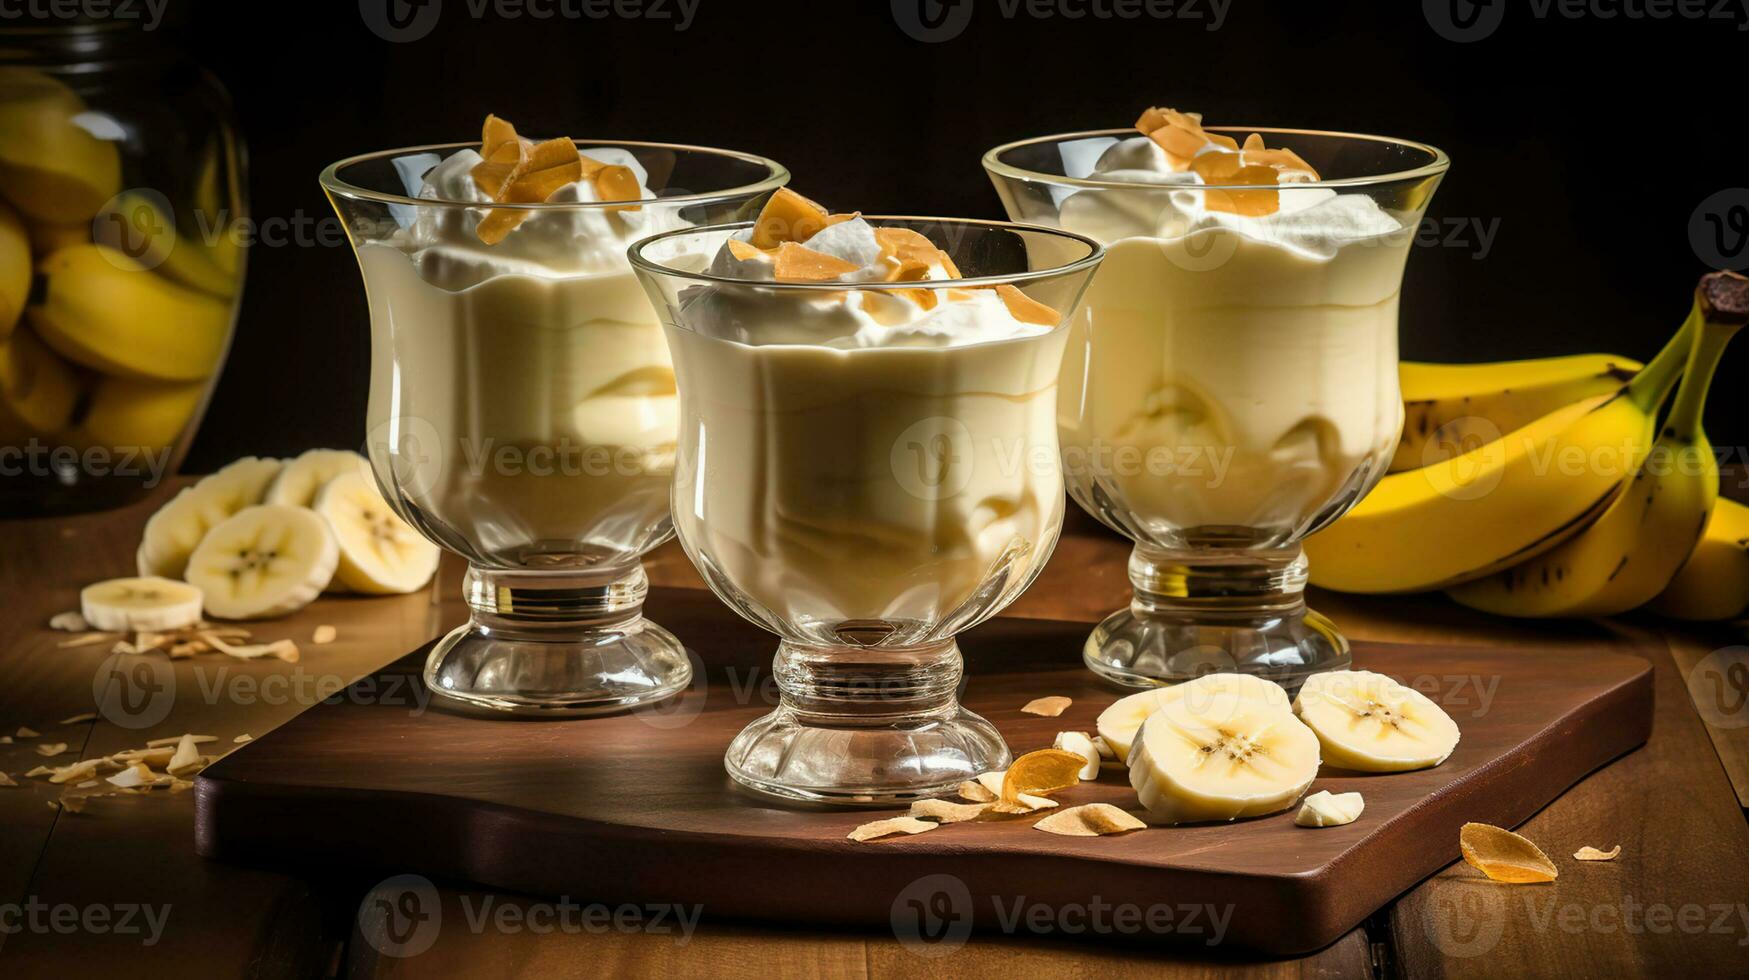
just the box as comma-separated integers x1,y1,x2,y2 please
389,145,682,289
684,214,1050,350
1059,132,1403,260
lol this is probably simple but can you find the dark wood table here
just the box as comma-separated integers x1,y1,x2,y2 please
2,482,1746,978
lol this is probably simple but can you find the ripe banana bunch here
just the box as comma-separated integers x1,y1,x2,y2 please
1306,275,1706,596
1648,499,1749,621
1393,354,1641,473
0,67,243,468
1449,275,1747,618
134,450,439,620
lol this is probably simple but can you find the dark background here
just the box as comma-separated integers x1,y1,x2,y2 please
178,0,1749,470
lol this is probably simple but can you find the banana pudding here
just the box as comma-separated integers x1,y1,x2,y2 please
656,190,1069,636
353,116,686,566
1055,108,1410,544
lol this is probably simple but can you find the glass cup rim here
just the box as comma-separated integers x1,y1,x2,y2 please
319,139,791,210
627,215,1105,291
981,126,1450,192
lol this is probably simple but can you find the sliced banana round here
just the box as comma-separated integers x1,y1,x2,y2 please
264,448,370,508
1293,670,1460,773
1096,673,1292,764
80,576,204,631
137,456,284,579
1129,691,1321,825
184,505,337,620
312,470,439,595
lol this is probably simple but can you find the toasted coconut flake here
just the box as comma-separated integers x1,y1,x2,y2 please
48,611,89,631
25,765,51,778
57,633,116,648
52,795,86,813
0,772,16,787
1460,822,1558,883
1034,803,1147,837
958,779,997,803
1021,696,1072,717
0,736,11,744
311,625,337,645
106,764,156,789
909,798,991,824
166,735,205,776
990,749,1085,814
1574,844,1621,862
972,770,1057,812
146,734,216,748
34,742,69,757
75,779,100,789
847,816,938,842
57,713,96,725
48,760,100,785
168,778,194,794
16,726,39,738
233,734,252,744
202,633,300,663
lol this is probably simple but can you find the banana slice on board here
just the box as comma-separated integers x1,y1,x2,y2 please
184,505,337,620
1095,673,1292,764
80,576,203,631
1293,670,1460,773
137,456,284,579
312,470,439,595
1128,691,1321,825
265,448,370,508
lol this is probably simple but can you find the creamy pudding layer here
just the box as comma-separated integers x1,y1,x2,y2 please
1055,109,1409,542
667,191,1067,630
359,116,686,565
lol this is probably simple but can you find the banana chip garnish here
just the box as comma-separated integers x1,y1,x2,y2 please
1460,822,1559,883
1021,696,1072,717
847,816,938,842
1034,803,1146,837
1133,106,1321,216
469,114,643,245
1573,844,1621,862
908,798,992,824
992,749,1086,814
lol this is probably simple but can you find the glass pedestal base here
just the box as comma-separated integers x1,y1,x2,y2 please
1083,544,1350,693
724,639,1011,805
424,563,691,717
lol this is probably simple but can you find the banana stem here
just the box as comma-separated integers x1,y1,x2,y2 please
1627,300,1700,414
1665,318,1742,444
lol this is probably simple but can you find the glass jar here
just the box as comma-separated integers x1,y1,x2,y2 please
0,19,246,516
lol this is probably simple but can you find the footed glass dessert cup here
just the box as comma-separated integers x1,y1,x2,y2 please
985,122,1447,690
323,137,787,716
631,216,1101,803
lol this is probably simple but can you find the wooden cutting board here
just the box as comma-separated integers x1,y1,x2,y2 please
194,587,1652,955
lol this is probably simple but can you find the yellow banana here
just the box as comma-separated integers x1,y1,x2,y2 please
0,324,81,444
26,244,230,381
0,67,120,225
1449,273,1747,617
75,375,207,452
1649,499,1749,621
1305,299,1695,595
93,191,238,299
0,197,26,341
1393,353,1641,472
